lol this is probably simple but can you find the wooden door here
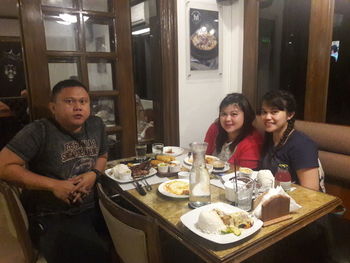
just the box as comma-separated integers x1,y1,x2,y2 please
18,0,136,157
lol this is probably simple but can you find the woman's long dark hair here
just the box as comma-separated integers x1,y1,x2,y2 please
215,93,255,153
260,90,297,157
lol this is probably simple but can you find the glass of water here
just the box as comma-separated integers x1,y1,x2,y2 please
152,143,164,156
135,144,147,162
236,177,254,211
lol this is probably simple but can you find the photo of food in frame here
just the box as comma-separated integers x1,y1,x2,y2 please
190,8,219,71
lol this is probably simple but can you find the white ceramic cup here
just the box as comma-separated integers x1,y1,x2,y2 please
169,160,181,173
116,171,131,181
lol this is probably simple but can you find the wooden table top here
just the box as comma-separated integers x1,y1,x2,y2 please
116,181,341,263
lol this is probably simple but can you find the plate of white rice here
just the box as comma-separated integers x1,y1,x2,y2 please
180,202,263,244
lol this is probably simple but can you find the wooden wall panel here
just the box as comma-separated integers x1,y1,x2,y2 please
158,0,179,146
242,0,259,111
115,0,137,156
304,0,334,122
18,0,51,119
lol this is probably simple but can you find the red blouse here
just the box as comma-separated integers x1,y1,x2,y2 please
204,122,263,168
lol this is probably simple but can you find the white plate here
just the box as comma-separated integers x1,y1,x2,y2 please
163,146,184,156
180,202,263,244
183,155,219,166
105,167,157,184
158,179,189,198
212,163,230,174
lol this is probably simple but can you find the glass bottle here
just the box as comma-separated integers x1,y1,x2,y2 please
188,142,211,208
275,164,291,191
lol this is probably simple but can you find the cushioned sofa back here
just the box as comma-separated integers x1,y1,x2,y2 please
295,120,350,184
295,120,350,155
254,117,350,184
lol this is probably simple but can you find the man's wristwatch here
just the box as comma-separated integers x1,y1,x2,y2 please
91,168,103,180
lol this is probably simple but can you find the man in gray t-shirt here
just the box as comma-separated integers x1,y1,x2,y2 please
0,79,111,263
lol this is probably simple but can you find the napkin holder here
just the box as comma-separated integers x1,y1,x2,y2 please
254,194,292,226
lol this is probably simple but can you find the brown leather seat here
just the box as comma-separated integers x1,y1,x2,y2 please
97,183,163,263
295,120,350,184
0,180,46,263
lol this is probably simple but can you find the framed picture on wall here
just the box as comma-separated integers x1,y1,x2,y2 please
186,2,222,79
190,8,219,71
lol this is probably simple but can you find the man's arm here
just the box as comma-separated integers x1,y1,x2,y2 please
0,147,79,204
94,152,108,171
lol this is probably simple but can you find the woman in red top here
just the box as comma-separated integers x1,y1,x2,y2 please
204,93,262,169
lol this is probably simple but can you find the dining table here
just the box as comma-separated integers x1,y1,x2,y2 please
106,155,342,263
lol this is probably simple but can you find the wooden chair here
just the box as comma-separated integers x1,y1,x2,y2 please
97,183,163,263
0,180,46,263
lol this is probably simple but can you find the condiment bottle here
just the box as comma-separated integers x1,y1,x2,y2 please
189,142,211,208
275,164,291,191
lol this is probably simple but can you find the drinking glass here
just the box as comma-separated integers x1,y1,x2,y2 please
256,177,274,194
135,144,147,162
236,177,254,211
152,143,164,156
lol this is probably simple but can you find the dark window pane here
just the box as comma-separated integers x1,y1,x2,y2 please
326,0,350,125
257,0,311,119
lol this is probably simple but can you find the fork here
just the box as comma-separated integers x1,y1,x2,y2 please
142,177,152,191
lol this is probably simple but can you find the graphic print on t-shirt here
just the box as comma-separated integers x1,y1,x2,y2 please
61,139,98,162
70,157,95,178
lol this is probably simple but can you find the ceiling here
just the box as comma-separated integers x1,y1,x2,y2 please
0,0,18,17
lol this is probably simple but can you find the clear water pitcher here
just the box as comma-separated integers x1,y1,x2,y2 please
188,142,211,208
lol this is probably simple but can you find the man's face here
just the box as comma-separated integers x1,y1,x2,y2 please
49,86,90,133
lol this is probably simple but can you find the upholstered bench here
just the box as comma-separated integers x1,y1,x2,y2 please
253,117,350,219
295,120,350,219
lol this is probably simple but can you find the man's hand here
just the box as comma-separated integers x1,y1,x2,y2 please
68,172,97,203
51,180,80,204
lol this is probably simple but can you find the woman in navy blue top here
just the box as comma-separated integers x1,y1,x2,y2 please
260,90,321,191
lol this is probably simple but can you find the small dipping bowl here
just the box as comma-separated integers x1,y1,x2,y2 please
239,167,253,177
169,160,181,173
157,162,169,173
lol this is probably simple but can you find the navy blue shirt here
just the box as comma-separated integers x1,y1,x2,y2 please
261,130,319,184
